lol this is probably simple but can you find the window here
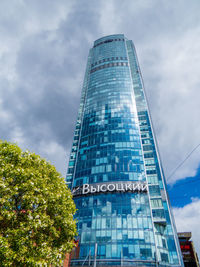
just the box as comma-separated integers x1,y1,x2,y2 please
151,198,163,208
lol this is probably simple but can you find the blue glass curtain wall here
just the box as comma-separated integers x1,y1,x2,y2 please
66,35,183,267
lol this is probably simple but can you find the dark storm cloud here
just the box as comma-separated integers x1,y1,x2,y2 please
0,0,102,163
1,0,200,180
1,0,200,256
14,33,80,146
13,0,101,147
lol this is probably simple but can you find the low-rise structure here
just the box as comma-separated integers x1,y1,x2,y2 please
178,232,199,267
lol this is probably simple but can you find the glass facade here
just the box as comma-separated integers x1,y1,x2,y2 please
66,34,183,266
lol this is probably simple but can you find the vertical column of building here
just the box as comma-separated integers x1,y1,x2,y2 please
66,50,92,189
69,35,157,266
126,40,183,266
66,34,183,267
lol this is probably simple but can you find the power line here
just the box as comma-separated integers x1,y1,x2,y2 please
168,143,200,180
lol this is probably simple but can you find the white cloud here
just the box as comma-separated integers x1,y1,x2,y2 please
99,1,119,35
10,127,25,146
139,26,200,183
0,1,81,177
0,0,200,256
95,0,200,183
0,0,200,185
173,199,200,257
37,140,70,177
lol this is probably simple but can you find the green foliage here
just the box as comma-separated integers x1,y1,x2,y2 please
0,141,77,266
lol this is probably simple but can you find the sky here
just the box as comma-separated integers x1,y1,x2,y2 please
0,0,200,256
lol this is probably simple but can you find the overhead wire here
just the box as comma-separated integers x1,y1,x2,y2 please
166,143,200,204
167,143,200,180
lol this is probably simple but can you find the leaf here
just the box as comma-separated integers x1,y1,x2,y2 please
0,140,77,266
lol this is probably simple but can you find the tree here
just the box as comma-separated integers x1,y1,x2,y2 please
0,141,77,266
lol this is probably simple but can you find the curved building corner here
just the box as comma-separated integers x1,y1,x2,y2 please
66,34,184,267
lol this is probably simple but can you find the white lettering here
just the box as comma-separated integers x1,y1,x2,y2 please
91,185,97,193
107,184,115,191
132,183,140,191
82,184,90,194
72,187,78,194
116,183,125,191
141,184,148,191
100,184,107,192
80,182,148,195
137,183,141,191
125,183,132,191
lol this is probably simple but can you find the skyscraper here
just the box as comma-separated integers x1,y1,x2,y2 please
66,34,183,266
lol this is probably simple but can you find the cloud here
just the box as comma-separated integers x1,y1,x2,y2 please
140,27,200,183
0,0,200,185
93,0,200,183
0,0,200,257
0,0,101,175
173,198,200,257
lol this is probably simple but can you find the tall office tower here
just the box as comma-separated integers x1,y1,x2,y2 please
66,34,183,266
